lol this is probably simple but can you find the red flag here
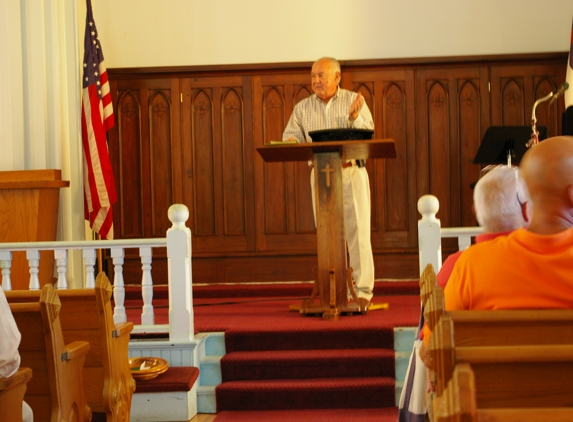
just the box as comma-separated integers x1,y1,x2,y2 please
81,0,116,239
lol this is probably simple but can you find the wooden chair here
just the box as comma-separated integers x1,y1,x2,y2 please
6,273,135,422
436,363,573,422
9,284,91,422
0,367,33,422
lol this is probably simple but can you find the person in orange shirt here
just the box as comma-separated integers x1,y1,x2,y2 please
444,136,573,310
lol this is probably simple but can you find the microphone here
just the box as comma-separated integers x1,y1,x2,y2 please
549,82,569,105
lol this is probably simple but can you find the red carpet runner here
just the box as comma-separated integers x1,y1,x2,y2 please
123,281,420,420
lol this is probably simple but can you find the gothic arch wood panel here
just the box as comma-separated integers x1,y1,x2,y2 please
191,89,216,236
262,86,289,234
149,90,173,237
427,80,452,225
292,86,315,234
221,88,247,235
116,90,143,238
501,78,525,125
382,82,408,232
348,69,416,251
458,80,481,227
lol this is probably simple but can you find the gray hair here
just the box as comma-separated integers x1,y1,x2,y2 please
473,166,529,233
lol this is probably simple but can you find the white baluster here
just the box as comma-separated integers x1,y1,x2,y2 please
458,235,472,251
83,248,97,288
111,247,126,324
166,204,193,342
0,251,13,291
54,249,68,289
140,247,154,325
417,195,442,275
27,250,41,290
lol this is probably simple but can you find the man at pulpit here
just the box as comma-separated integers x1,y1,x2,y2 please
282,56,375,307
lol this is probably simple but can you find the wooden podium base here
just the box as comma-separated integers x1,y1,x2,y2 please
288,268,369,320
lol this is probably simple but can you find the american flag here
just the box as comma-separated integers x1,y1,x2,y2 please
81,0,116,239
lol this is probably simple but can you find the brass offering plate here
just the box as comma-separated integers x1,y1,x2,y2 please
129,357,169,380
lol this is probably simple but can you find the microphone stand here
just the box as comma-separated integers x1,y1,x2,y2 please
527,82,569,148
527,91,552,148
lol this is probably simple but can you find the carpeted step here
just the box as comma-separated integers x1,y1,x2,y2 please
221,348,395,381
214,407,399,421
224,325,394,352
215,377,396,412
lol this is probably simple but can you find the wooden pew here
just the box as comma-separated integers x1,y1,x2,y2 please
426,287,573,394
6,273,136,422
0,367,33,422
9,284,90,422
436,363,573,422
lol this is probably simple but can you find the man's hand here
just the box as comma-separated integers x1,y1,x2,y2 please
348,93,364,122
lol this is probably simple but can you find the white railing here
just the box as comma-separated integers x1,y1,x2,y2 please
0,204,194,343
417,194,483,275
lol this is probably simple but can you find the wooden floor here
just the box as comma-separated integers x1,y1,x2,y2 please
190,414,217,422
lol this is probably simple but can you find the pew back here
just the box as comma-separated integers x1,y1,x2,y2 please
6,274,135,422
430,310,573,401
0,367,33,422
436,362,573,422
9,284,90,422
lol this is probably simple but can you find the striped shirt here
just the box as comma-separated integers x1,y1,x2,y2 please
282,88,374,143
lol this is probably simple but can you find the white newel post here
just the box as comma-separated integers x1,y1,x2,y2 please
417,194,442,275
140,247,154,325
111,247,126,324
27,250,41,290
166,204,193,342
0,251,12,291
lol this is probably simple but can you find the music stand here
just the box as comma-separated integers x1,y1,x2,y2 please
473,126,548,166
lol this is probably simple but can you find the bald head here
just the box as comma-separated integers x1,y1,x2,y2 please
520,136,573,233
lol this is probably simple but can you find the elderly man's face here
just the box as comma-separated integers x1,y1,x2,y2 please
311,60,340,102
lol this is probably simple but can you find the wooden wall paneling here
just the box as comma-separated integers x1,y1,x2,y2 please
149,87,175,237
490,63,566,137
109,78,180,239
108,77,179,284
416,67,488,228
110,83,144,239
107,53,568,283
457,68,489,227
252,74,317,254
346,69,417,252
180,76,255,254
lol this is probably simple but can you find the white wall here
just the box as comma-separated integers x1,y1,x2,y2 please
90,0,573,68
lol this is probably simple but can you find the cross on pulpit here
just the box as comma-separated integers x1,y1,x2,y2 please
256,138,396,320
321,163,335,187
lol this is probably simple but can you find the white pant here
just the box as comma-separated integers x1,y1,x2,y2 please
23,401,33,422
311,165,375,300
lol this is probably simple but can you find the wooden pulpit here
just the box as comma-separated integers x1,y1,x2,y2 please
257,139,396,320
0,169,70,290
